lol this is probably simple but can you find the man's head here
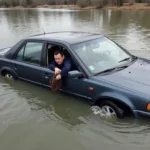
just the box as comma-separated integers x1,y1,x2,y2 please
54,50,65,65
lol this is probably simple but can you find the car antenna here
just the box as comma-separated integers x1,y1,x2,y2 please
42,27,46,35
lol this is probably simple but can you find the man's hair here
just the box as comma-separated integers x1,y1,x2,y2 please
54,50,64,56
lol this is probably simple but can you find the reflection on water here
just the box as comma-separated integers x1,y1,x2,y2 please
1,78,150,149
0,8,150,150
0,77,90,126
0,9,150,54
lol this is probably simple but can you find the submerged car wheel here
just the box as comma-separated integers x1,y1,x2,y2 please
3,71,14,79
100,101,124,119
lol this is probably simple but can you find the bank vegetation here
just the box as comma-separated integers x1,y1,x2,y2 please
0,0,150,9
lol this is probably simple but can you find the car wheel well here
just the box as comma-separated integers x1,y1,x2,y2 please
1,69,17,79
1,70,10,76
95,98,134,117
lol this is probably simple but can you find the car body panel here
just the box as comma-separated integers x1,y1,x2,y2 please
28,32,103,44
98,58,150,97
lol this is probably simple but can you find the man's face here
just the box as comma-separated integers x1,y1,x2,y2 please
54,53,64,65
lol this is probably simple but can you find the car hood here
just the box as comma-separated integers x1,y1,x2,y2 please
95,58,150,96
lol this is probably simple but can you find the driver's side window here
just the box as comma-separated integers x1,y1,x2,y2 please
46,43,78,71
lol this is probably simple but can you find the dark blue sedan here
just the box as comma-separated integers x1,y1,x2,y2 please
0,31,150,119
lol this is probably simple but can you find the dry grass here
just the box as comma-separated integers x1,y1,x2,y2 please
36,5,96,10
1,3,150,10
36,3,150,10
105,3,150,10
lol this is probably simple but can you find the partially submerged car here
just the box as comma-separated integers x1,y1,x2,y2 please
0,31,150,119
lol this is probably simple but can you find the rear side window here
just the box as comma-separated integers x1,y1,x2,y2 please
16,42,43,65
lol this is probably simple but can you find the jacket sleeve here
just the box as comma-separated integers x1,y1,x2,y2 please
60,60,71,77
49,61,56,71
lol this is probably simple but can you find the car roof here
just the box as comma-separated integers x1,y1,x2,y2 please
26,31,103,45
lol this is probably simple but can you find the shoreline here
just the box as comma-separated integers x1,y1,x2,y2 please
0,3,150,11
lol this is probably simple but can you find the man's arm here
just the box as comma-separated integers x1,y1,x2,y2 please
60,60,71,77
49,61,61,75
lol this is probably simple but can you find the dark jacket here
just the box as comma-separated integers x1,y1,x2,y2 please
49,58,72,77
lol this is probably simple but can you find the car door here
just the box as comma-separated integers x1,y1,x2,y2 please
41,66,95,100
41,42,95,100
12,41,44,84
62,74,95,100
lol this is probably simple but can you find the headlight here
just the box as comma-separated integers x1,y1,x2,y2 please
147,103,150,111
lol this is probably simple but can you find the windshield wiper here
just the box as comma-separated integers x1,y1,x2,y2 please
94,65,128,76
118,57,131,63
94,67,116,76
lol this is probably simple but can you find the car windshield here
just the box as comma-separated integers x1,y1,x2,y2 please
71,37,132,75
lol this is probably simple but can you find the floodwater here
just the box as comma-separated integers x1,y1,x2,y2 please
0,8,150,150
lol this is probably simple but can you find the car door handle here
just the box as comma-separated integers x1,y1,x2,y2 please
43,73,51,79
43,74,49,79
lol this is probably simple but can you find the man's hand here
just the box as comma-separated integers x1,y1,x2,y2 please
54,67,61,75
56,74,61,80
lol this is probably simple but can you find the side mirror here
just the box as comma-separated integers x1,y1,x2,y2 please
68,70,83,78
